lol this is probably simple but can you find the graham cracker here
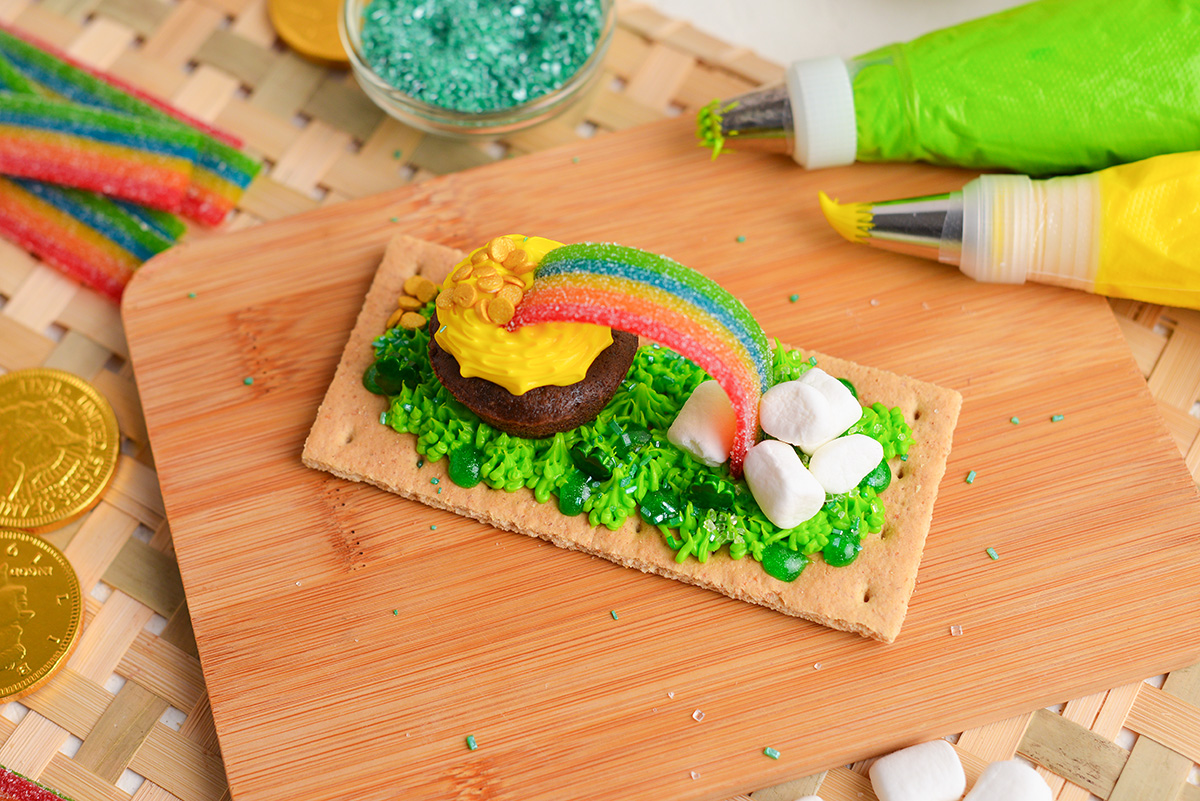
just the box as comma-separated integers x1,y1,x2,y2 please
303,234,962,642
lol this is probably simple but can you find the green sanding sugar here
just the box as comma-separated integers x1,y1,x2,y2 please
360,0,605,113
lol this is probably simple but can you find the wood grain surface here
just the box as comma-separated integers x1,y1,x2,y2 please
122,117,1200,801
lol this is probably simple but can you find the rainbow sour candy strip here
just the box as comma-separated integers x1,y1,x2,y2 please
0,26,260,225
510,243,773,475
0,92,198,210
0,176,143,299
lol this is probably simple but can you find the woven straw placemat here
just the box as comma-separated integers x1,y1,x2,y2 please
0,1,1197,799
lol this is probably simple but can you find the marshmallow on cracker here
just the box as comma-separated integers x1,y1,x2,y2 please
743,440,826,529
667,380,737,466
760,368,863,454
809,434,884,494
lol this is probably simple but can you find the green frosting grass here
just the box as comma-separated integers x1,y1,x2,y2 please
369,301,913,581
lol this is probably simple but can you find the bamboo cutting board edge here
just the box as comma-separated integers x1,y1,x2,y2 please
123,118,1200,801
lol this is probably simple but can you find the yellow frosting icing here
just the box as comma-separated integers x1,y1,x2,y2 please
434,235,613,396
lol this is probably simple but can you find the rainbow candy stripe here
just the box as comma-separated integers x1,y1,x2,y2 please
0,177,177,300
509,243,773,475
0,93,200,210
0,26,260,225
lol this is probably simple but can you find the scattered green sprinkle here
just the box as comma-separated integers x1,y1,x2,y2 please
808,356,818,366
1010,416,1020,424
392,149,403,159
437,488,442,494
431,477,440,485
986,547,999,560
610,610,619,620
763,747,781,760
465,735,478,751
243,377,254,385
417,459,424,468
430,525,437,531
736,235,746,243
789,293,799,303
187,291,197,298
572,156,580,163
965,470,977,484
390,216,399,223
392,609,399,615
900,454,907,461
1051,413,1064,422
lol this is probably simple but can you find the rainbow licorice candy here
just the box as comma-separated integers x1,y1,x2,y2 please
509,243,773,475
0,25,260,225
0,176,177,299
0,92,199,210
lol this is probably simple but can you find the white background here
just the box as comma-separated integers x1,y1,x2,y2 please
642,0,1031,65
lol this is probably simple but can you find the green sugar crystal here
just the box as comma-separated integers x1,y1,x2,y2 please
360,0,604,113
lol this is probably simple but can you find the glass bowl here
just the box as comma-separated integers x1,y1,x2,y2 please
341,0,615,139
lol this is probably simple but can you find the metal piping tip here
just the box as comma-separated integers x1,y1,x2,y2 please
697,85,793,158
818,191,965,264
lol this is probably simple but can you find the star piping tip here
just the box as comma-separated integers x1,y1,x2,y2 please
818,191,875,244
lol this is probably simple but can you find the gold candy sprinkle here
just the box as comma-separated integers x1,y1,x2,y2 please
399,312,428,329
488,296,515,325
402,275,425,296
452,263,474,282
385,308,406,329
412,276,438,303
513,260,537,275
503,249,527,268
453,283,477,306
497,284,523,305
477,274,503,293
397,295,424,311
472,264,497,279
471,250,489,265
487,236,513,262
436,290,454,309
502,274,526,287
476,297,493,323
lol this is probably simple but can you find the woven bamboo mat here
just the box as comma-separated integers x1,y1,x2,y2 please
0,1,1197,799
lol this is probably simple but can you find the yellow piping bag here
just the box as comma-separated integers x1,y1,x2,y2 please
819,151,1200,310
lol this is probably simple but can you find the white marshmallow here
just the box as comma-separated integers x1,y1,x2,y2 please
758,380,831,453
759,368,863,454
798,368,863,449
868,740,965,801
742,440,826,529
963,760,1051,801
667,381,736,466
808,434,885,494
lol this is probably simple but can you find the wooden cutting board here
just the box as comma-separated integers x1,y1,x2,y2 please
123,118,1200,801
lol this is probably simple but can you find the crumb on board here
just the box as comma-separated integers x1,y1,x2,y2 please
949,624,963,637
692,709,705,722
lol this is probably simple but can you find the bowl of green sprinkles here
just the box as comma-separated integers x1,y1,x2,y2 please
341,0,615,137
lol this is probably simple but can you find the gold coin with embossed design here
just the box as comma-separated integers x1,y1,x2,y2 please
268,0,348,65
0,368,120,534
0,529,82,702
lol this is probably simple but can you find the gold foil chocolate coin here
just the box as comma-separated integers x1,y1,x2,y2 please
0,530,82,702
0,368,120,533
268,0,348,65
